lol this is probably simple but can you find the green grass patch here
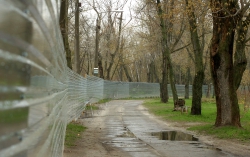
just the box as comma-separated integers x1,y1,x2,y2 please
85,99,112,110
85,104,99,110
97,98,111,104
143,98,216,123
143,98,250,141
188,124,250,141
120,97,159,100
64,122,86,147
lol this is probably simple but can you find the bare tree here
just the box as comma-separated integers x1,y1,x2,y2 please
185,0,205,115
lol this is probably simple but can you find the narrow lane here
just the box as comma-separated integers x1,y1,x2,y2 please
101,100,238,157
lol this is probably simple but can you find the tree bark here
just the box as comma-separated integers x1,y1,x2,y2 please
147,61,158,83
147,62,152,83
123,64,133,82
119,66,123,81
106,12,123,80
95,17,101,69
186,0,204,115
59,0,72,69
157,0,169,103
233,16,250,89
167,0,179,103
168,56,178,103
98,57,104,79
185,67,190,99
74,0,80,74
206,83,211,98
153,62,160,83
210,0,241,127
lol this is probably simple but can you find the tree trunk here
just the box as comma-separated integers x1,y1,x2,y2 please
95,17,101,69
74,0,80,74
59,0,72,69
233,17,249,90
191,72,204,115
106,12,123,80
117,38,125,81
106,54,114,80
119,66,123,81
160,51,169,103
168,56,178,103
206,83,211,98
150,62,154,83
87,52,90,74
167,0,179,103
160,77,169,103
210,0,241,127
185,67,190,99
123,64,133,82
157,0,169,103
160,43,169,102
186,0,204,115
147,61,157,83
153,62,160,83
135,61,141,82
98,53,104,79
147,62,152,83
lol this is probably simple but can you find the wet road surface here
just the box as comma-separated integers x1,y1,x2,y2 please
90,100,239,157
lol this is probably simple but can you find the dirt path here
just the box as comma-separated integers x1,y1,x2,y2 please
63,103,129,157
63,100,250,157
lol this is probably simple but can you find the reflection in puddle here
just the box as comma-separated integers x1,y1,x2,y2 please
151,131,198,141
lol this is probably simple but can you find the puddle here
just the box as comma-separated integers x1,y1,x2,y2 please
151,131,198,141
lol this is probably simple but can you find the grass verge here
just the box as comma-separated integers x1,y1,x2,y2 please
85,104,99,110
97,98,112,104
85,99,112,111
65,122,86,147
143,98,250,142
